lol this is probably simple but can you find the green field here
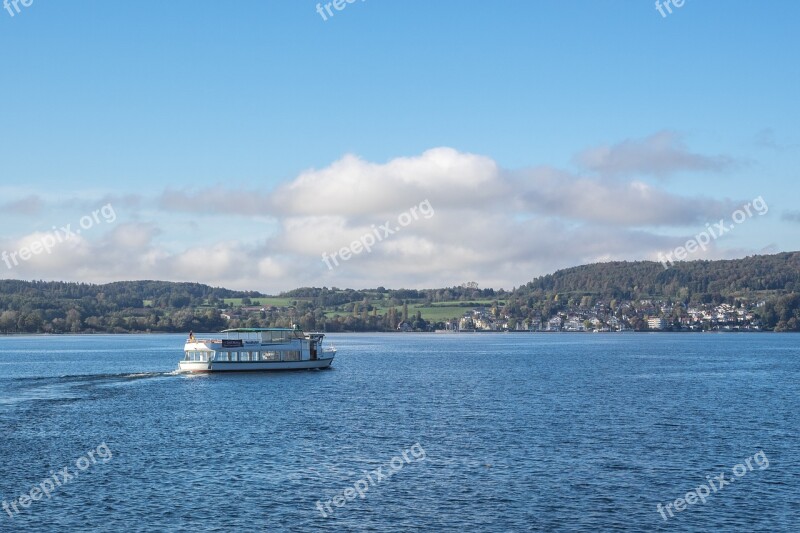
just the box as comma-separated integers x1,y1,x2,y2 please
215,296,505,322
414,305,470,321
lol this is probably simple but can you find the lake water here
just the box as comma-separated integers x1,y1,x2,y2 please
0,333,798,532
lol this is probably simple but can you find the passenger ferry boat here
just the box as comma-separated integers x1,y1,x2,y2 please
179,327,336,373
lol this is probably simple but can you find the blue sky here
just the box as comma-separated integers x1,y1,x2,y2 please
0,1,798,291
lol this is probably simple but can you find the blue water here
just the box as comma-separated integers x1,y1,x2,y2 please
0,333,798,532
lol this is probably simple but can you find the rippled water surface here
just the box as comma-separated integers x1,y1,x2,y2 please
1,333,798,532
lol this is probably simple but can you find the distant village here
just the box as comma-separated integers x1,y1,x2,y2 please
436,300,765,333
220,298,767,333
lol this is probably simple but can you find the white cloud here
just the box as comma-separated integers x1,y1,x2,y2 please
271,147,503,217
514,166,737,226
0,139,771,291
575,130,736,179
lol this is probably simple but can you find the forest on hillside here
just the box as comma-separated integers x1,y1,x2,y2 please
1,253,799,333
523,252,800,301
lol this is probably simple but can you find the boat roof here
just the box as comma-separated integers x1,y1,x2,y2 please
221,328,298,333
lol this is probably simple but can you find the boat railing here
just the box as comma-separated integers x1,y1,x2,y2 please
187,337,302,346
187,338,221,344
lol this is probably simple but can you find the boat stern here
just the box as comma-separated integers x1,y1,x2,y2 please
178,360,212,373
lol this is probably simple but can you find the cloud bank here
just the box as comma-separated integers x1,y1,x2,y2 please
0,134,765,291
575,130,736,179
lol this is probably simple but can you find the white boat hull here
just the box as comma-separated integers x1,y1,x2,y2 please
179,357,334,373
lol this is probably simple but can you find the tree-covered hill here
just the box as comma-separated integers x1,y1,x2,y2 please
1,252,799,333
0,280,263,333
523,252,800,302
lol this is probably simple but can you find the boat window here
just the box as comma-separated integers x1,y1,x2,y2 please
282,350,301,362
262,330,292,343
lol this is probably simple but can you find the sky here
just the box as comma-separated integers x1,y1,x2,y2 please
0,0,798,293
